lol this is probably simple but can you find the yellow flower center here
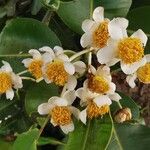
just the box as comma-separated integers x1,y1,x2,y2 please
87,101,109,119
45,61,68,86
92,21,109,48
28,59,43,79
51,106,72,126
118,37,144,64
0,72,12,93
137,63,150,83
88,74,109,94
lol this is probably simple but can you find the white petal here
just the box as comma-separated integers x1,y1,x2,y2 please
6,89,14,100
64,62,75,75
73,61,86,75
53,46,64,56
50,118,57,127
89,65,97,74
22,58,32,68
145,54,150,63
106,58,120,66
66,75,77,90
80,33,92,48
93,6,104,22
82,19,95,32
42,53,53,64
108,18,128,40
94,95,112,107
11,73,23,89
53,98,68,106
79,109,87,124
62,90,76,105
97,46,117,65
109,93,121,102
76,88,84,99
29,49,41,59
131,29,148,46
57,54,70,62
69,106,80,119
121,57,146,74
60,123,74,134
39,46,55,59
48,96,60,103
38,103,51,115
126,73,137,88
107,82,116,94
1,61,13,72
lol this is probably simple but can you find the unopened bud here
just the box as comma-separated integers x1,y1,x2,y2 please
114,108,132,123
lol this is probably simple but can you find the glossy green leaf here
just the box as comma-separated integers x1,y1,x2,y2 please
13,128,39,150
0,18,61,54
0,139,13,150
57,0,132,34
25,81,59,116
107,123,150,150
110,92,140,120
64,114,112,150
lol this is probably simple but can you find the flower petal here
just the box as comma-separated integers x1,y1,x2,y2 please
6,89,14,100
11,73,23,89
29,49,41,59
38,102,52,115
60,122,74,134
57,54,70,62
80,33,92,48
126,73,137,88
108,18,128,40
82,19,95,32
93,6,104,22
94,95,112,107
76,88,84,99
53,46,64,56
69,106,80,119
131,29,148,46
22,58,33,68
64,62,75,75
89,65,97,74
109,93,121,102
145,54,150,62
42,53,53,64
121,57,146,74
53,98,68,106
1,61,13,72
62,90,76,105
73,61,86,75
107,82,116,94
79,109,87,124
50,118,57,127
66,75,77,90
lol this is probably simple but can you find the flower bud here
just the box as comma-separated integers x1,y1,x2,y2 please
114,108,132,123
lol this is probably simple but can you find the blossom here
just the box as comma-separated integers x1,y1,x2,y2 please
97,27,148,74
80,6,128,50
126,54,150,88
0,61,22,100
76,65,121,124
41,46,86,90
38,90,80,134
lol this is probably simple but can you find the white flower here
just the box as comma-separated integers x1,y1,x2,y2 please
76,65,121,124
80,6,128,50
0,61,23,100
97,28,147,75
126,54,150,88
40,46,86,90
38,90,80,134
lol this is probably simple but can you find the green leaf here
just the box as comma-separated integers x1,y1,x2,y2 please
111,92,140,120
0,18,61,54
57,0,132,34
31,0,43,15
0,139,13,150
13,128,39,150
64,114,113,150
25,81,59,116
107,123,150,150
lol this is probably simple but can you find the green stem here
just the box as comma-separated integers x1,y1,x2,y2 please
90,0,94,18
21,76,36,82
117,101,123,109
42,10,53,26
17,70,28,75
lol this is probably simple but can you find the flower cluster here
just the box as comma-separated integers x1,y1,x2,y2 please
0,6,149,134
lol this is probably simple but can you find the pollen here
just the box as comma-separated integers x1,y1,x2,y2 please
51,106,72,126
137,63,150,83
88,74,109,94
92,21,109,48
87,100,109,119
118,37,144,64
45,61,68,86
0,72,12,93
28,59,43,79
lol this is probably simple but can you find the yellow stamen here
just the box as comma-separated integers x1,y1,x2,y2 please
118,37,144,64
28,59,43,79
51,106,72,126
0,72,12,93
87,100,109,119
137,63,150,83
45,61,68,86
88,74,109,94
92,21,109,48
